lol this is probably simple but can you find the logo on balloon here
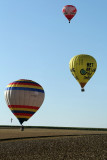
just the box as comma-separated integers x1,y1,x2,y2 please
80,69,86,75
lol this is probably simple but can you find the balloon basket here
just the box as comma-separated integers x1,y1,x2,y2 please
81,88,85,92
21,125,24,131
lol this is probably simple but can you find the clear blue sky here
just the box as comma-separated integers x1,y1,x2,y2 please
0,0,107,128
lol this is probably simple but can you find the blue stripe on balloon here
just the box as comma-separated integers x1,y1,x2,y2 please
12,110,35,114
6,87,44,93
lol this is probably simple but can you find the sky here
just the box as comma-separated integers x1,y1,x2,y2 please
0,0,107,128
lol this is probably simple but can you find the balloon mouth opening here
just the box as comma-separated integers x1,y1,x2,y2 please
18,118,27,125
81,88,85,92
80,83,86,88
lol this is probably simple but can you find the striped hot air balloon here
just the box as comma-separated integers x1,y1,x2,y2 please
4,79,45,125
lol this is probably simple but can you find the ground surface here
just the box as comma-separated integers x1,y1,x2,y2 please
0,128,107,160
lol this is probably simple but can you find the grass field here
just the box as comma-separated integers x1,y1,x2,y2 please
0,126,107,141
0,126,107,159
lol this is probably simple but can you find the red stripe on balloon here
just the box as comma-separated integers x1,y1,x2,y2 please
13,113,33,116
65,15,74,19
8,105,39,110
8,82,41,87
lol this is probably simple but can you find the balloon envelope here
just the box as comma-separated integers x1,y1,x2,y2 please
4,79,45,125
62,5,77,23
69,54,97,91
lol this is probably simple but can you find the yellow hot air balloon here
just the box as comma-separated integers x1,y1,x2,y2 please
69,54,97,91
